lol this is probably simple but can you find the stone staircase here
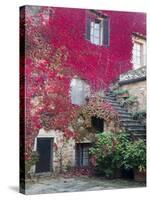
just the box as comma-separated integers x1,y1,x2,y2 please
104,92,146,140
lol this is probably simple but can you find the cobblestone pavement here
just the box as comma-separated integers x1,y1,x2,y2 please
25,176,146,195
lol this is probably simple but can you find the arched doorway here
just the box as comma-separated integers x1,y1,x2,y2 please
91,116,104,132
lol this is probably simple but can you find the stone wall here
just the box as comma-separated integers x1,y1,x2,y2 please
33,128,75,173
119,80,146,111
104,120,120,133
118,66,146,111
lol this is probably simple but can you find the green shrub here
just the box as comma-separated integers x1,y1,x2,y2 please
132,110,146,121
123,140,146,172
25,151,39,178
89,132,146,178
123,95,138,105
89,132,130,178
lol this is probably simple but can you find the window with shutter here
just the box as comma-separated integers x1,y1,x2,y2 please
86,13,110,46
103,17,110,46
85,16,91,40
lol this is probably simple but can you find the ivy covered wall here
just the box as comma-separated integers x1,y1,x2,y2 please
47,7,146,90
20,6,146,168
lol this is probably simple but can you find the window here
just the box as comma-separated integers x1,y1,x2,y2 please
70,78,90,106
86,13,110,46
133,42,143,68
91,116,104,132
132,35,146,69
90,20,103,45
75,143,91,167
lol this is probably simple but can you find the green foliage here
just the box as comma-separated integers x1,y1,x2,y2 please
89,132,129,178
124,95,137,105
25,151,39,178
123,140,146,171
132,110,146,120
112,89,129,96
104,168,114,179
89,132,146,178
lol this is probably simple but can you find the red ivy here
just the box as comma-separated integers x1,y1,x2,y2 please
20,6,146,156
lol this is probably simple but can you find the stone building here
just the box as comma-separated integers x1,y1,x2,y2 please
26,7,146,174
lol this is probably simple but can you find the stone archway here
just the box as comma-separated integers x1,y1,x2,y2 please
82,96,119,128
72,95,120,141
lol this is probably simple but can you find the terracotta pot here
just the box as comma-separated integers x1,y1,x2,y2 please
134,169,146,182
118,93,129,98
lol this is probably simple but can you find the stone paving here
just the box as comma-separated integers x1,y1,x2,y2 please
25,176,146,195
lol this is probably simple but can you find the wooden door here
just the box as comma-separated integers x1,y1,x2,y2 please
36,138,53,173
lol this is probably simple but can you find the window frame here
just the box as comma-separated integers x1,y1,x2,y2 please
70,77,90,106
132,35,146,69
85,11,110,47
75,143,91,167
90,19,104,45
133,41,143,68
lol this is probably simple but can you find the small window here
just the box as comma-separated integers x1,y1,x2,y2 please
91,116,104,132
70,78,90,106
86,14,110,46
90,20,103,45
132,36,146,69
75,143,91,167
133,42,143,68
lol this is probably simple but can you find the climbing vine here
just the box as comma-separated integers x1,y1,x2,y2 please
20,6,146,159
72,95,120,142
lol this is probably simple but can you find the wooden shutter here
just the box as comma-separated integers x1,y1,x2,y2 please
86,16,91,40
103,17,110,46
75,144,83,167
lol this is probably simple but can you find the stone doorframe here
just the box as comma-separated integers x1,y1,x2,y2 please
32,128,56,174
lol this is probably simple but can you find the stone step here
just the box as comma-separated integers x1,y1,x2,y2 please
105,96,116,101
105,100,122,106
124,128,145,133
104,97,117,101
127,127,146,132
106,92,146,141
120,119,145,125
132,133,146,137
132,134,146,139
108,102,122,107
119,117,133,121
105,100,127,110
105,94,116,98
116,109,132,115
120,118,137,123
113,106,128,113
105,99,117,103
122,123,145,129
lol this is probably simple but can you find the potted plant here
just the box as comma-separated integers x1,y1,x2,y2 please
132,110,146,125
112,89,129,98
123,140,146,182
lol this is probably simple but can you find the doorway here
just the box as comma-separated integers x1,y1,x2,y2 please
91,116,104,132
36,137,53,173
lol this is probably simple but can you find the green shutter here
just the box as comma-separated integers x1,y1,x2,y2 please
103,17,110,46
86,16,91,40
